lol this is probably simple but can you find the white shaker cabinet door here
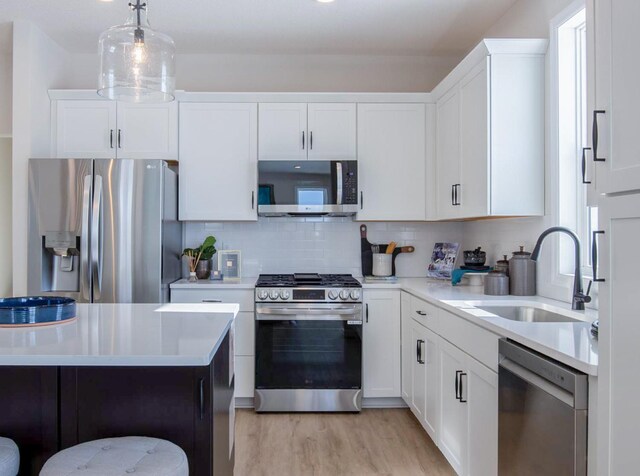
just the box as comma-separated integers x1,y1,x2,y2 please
401,292,413,403
258,103,308,161
179,103,257,221
458,60,490,219
593,0,640,195
116,101,177,160
55,100,117,159
435,89,461,220
357,103,427,221
438,339,468,476
307,103,356,160
597,194,640,475
363,290,401,398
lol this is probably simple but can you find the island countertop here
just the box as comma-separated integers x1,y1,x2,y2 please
0,303,238,367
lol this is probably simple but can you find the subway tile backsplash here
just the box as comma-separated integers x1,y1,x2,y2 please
185,218,464,278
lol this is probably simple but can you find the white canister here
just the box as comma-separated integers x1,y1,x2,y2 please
372,253,393,277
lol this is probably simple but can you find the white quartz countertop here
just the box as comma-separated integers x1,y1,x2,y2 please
170,277,257,289
362,278,598,375
0,303,238,367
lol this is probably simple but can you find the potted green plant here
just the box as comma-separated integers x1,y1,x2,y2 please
183,235,217,281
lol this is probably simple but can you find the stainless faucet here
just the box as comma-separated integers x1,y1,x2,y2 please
530,226,592,311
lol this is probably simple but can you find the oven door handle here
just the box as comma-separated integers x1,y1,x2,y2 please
256,306,362,321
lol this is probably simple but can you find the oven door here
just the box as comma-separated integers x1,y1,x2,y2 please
255,303,363,390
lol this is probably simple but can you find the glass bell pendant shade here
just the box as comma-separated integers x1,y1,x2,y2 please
98,1,176,102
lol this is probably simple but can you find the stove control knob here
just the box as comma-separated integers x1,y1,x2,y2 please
257,290,269,301
328,290,339,300
269,290,280,300
280,290,291,300
350,290,361,301
339,290,350,300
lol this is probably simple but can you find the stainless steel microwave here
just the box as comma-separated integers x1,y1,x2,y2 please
257,161,358,217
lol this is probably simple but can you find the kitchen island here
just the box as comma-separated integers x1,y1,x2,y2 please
0,303,238,476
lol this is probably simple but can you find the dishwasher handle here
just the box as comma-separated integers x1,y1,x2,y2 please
498,339,588,410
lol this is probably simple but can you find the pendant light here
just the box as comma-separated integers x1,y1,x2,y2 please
98,0,176,102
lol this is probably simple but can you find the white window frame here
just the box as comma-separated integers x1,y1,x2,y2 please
539,0,597,307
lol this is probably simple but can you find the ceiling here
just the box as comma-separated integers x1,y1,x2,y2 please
0,0,518,56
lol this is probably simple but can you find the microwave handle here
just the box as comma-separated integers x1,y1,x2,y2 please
336,162,343,205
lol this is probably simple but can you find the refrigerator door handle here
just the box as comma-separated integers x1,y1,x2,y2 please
92,175,103,300
81,175,92,301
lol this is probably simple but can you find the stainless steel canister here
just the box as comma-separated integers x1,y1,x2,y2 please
484,271,510,296
509,246,536,296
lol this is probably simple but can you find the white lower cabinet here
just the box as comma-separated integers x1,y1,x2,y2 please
170,288,255,400
400,292,498,476
363,290,401,398
410,318,439,441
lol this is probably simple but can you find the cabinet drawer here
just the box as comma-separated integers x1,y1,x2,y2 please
439,310,499,372
170,289,254,311
235,356,255,399
235,312,255,357
410,295,440,333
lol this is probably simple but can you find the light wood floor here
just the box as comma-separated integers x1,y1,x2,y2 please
234,408,455,476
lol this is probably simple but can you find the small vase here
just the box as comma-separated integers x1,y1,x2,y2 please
188,271,198,283
196,259,212,280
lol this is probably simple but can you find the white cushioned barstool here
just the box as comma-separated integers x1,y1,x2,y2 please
0,437,19,476
39,437,188,476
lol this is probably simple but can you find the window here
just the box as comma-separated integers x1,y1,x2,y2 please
296,187,327,205
556,5,597,277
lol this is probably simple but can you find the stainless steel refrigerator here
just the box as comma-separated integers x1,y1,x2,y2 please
28,159,182,303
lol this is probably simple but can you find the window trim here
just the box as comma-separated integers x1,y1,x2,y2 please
539,0,597,307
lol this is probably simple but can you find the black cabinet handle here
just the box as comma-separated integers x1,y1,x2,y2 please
198,378,205,420
360,191,363,210
109,129,114,149
592,110,606,162
251,191,255,210
582,147,592,184
365,303,369,323
454,184,461,206
451,185,455,206
416,340,421,363
302,131,305,150
455,370,461,400
416,310,427,316
117,129,122,149
310,131,313,150
459,372,467,403
592,230,605,282
417,340,425,364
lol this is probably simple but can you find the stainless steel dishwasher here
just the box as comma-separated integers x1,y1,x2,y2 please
498,339,588,475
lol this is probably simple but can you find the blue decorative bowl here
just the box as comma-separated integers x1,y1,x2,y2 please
0,297,77,327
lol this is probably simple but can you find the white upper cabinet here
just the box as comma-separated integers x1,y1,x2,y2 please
53,98,177,160
307,103,357,160
258,102,356,161
258,103,308,161
179,103,258,221
55,100,117,159
433,39,546,220
116,102,177,160
357,103,427,221
363,290,401,398
436,89,461,219
590,0,640,195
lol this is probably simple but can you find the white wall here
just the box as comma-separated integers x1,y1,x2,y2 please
185,219,464,278
12,21,71,295
0,138,11,296
461,0,579,304
65,52,461,93
0,52,11,136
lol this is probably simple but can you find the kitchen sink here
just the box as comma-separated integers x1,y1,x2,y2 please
476,305,583,323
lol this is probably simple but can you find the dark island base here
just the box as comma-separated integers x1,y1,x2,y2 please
0,332,233,476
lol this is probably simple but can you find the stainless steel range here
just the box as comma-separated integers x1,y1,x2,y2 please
254,273,363,412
